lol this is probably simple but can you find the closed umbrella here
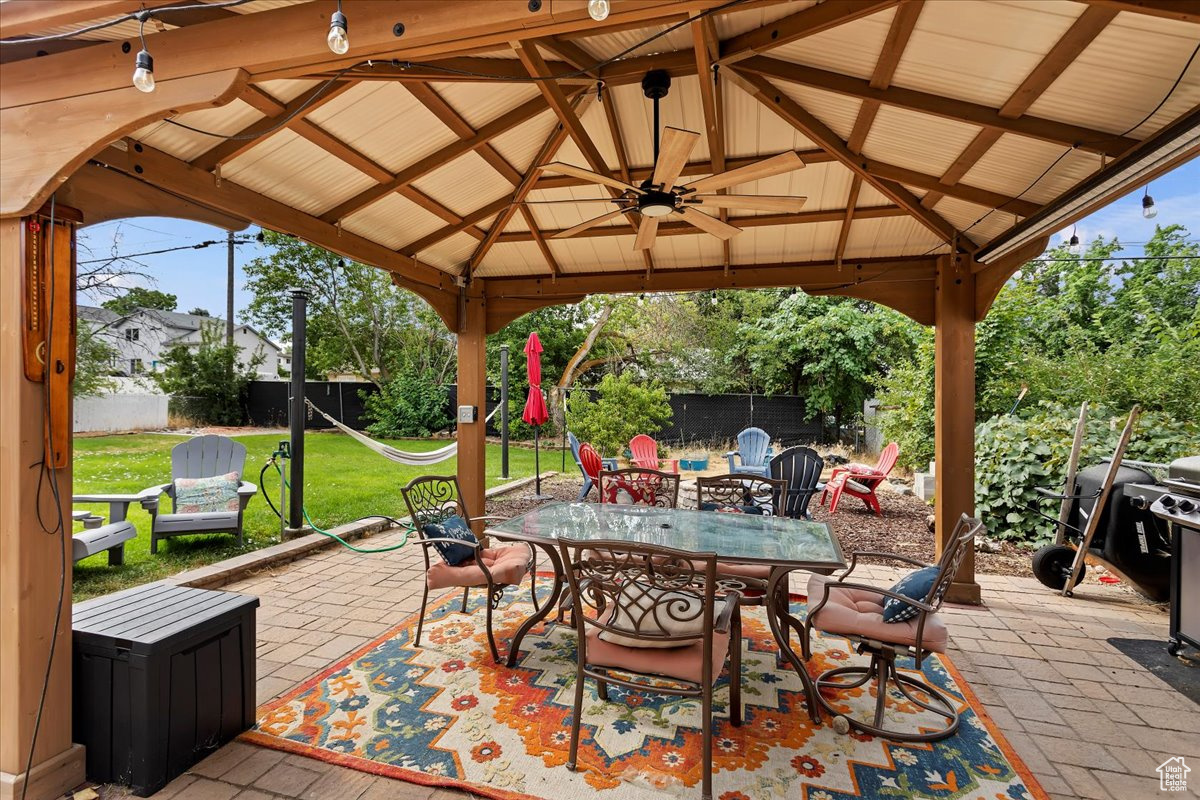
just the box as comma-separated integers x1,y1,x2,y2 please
522,332,550,498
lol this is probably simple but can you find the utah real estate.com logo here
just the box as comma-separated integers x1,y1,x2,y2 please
1158,756,1190,792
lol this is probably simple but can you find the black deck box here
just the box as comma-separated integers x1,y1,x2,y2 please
73,582,259,796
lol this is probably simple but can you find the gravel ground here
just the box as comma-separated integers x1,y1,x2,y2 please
487,474,1035,578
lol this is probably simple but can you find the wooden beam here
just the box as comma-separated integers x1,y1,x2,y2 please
456,285,487,534
402,195,513,257
1078,0,1200,23
735,56,1136,155
495,205,908,243
692,12,731,267
975,235,1050,319
536,37,601,79
320,92,556,224
190,81,355,173
403,83,522,185
533,150,835,189
0,0,157,38
835,177,862,267
305,56,586,85
96,139,459,311
238,85,287,117
728,67,963,246
1,0,732,109
719,0,901,64
487,293,587,334
922,5,1118,210
864,160,1042,216
1,69,247,218
521,205,560,278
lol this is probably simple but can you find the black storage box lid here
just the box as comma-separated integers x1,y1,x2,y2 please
73,582,259,656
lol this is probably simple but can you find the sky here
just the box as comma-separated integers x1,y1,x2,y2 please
75,159,1199,323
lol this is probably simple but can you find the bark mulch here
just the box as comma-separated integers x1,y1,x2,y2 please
487,475,1034,578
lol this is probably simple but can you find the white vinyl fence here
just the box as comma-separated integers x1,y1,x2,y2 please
74,394,168,433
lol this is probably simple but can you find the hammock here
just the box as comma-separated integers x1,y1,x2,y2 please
304,398,498,466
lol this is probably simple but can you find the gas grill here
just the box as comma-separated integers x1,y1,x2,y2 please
1142,457,1200,656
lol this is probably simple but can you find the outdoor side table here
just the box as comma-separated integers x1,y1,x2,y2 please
73,582,259,796
72,493,143,565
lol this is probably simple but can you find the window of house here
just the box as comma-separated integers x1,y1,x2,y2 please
125,328,140,342
129,358,144,374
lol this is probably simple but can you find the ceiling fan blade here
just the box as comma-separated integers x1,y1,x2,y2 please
682,151,806,194
634,216,659,250
688,195,808,212
540,162,637,193
550,208,628,239
677,207,742,240
652,127,701,190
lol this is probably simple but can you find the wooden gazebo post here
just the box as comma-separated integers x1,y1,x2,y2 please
456,285,488,536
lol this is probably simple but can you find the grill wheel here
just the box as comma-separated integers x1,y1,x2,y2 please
1032,544,1087,590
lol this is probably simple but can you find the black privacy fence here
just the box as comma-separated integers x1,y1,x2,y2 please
244,381,835,446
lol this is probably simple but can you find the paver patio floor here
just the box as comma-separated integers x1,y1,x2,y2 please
144,525,1197,800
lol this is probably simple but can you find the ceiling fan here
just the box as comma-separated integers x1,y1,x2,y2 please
539,70,808,251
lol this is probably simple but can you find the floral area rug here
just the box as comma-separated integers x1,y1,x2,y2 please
246,586,1047,800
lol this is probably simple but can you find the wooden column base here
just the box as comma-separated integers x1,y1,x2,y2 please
946,580,982,605
0,744,85,800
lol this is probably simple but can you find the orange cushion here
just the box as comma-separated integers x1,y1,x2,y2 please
714,561,771,580
805,574,948,652
427,546,530,590
584,624,731,685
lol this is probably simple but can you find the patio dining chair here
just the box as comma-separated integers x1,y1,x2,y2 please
401,475,537,663
770,446,825,519
598,467,680,508
802,513,983,742
629,433,679,473
725,427,772,476
138,434,258,554
557,539,743,800
820,441,899,515
695,473,789,610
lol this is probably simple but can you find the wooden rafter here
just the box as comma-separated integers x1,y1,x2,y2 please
320,92,555,224
727,68,963,246
403,195,513,257
496,205,908,243
1078,0,1200,23
838,0,923,268
922,5,1118,211
535,151,832,189
735,57,1136,155
403,83,522,185
692,12,731,268
719,0,901,65
190,81,355,172
521,204,561,278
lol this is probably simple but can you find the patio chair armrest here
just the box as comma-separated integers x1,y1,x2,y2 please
469,515,509,523
723,451,737,458
237,481,258,497
824,580,936,615
714,594,741,633
840,550,931,578
138,483,170,511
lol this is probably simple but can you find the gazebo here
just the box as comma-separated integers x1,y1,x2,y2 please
1,0,1197,795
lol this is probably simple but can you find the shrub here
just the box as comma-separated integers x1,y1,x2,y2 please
362,366,453,438
975,404,1199,544
154,325,261,426
567,372,672,458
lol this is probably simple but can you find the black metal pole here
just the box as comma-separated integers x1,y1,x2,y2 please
534,425,541,495
288,288,309,535
500,343,510,479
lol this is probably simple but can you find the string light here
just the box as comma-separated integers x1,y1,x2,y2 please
131,14,155,93
1068,226,1082,255
327,0,349,55
1142,187,1158,219
710,291,718,306
588,0,611,22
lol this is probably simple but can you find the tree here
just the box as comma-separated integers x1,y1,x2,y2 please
567,372,673,458
102,287,177,316
189,307,212,317
243,232,454,387
153,323,261,425
74,321,117,397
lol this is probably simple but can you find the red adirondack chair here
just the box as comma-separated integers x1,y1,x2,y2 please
821,442,899,515
628,434,678,473
578,442,603,500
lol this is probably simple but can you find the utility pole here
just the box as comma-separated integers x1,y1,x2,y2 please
226,230,236,346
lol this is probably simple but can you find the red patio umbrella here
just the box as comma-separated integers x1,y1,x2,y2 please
522,332,550,498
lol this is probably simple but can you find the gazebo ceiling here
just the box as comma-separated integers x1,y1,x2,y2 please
5,0,1199,297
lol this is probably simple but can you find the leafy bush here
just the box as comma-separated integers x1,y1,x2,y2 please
362,366,452,438
567,372,672,458
154,324,261,425
975,404,1199,544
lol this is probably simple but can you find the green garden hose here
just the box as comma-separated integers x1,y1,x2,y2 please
260,451,412,554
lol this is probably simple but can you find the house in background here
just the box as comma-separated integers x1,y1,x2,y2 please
79,306,284,378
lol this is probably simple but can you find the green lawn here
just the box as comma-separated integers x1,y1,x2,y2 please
72,432,555,599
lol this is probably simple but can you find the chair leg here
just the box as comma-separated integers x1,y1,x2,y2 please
828,484,843,514
866,493,881,516
150,531,158,555
567,669,586,771
415,581,430,648
461,586,470,613
528,546,540,612
701,684,714,800
596,676,609,701
484,586,501,663
729,610,743,727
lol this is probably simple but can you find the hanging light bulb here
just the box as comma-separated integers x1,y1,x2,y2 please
588,0,611,22
327,1,349,55
131,15,155,93
1068,227,1081,255
710,291,718,306
1142,188,1158,220
636,293,645,306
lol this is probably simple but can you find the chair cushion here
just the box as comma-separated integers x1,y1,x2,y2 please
174,472,240,513
805,574,948,653
599,583,722,649
423,515,477,566
845,479,873,493
586,623,730,685
882,566,939,623
426,546,530,590
714,561,771,580
699,501,767,516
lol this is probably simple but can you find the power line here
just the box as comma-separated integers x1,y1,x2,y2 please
79,237,257,264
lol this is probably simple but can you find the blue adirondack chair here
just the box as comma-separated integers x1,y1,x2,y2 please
568,431,594,501
726,427,772,476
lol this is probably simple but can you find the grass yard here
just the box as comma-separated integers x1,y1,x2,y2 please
72,432,553,599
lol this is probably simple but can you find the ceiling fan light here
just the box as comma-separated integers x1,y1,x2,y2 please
588,0,610,22
640,202,675,218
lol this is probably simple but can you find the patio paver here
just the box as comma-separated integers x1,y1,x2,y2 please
140,525,1195,800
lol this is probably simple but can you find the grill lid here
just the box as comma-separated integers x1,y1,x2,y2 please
1169,456,1200,483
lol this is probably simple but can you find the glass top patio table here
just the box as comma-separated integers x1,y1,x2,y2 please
489,502,844,569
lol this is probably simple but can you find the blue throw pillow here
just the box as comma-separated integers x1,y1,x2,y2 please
423,514,477,566
882,566,939,623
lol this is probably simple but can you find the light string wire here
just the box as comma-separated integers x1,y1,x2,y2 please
0,0,256,45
